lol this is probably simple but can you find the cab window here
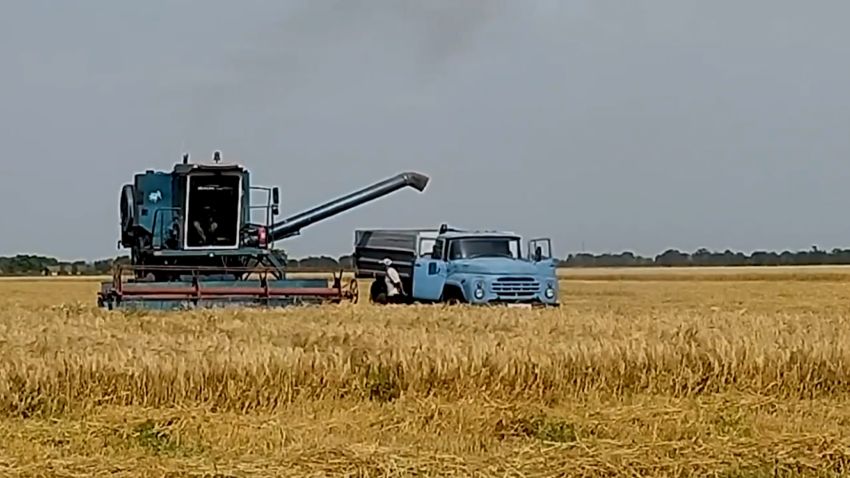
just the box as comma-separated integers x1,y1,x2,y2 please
448,237,519,260
419,238,436,257
431,239,445,260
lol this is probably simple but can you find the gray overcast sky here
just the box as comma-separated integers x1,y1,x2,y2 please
2,0,849,261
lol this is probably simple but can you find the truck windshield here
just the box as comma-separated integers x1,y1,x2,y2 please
448,237,520,260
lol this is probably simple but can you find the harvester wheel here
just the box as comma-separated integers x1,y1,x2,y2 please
348,278,359,303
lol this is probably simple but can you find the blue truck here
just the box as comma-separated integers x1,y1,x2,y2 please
352,224,559,307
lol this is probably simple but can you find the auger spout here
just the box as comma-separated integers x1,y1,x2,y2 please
262,171,429,244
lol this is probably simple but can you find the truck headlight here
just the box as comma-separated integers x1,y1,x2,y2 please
545,284,555,299
474,282,485,300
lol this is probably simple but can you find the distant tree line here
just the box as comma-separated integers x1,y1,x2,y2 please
562,246,850,267
0,254,356,276
0,255,129,276
2,247,850,276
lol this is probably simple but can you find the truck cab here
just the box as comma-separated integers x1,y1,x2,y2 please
353,225,559,307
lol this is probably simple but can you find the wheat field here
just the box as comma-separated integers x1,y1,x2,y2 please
2,268,850,477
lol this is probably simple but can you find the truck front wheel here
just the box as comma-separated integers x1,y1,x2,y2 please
441,285,465,305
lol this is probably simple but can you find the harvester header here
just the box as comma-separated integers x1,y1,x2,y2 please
98,150,429,310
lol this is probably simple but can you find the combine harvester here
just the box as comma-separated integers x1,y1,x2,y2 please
97,151,429,310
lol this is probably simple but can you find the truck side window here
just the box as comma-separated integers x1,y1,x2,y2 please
432,239,444,260
419,238,435,257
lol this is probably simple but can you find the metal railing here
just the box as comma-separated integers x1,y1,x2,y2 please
247,186,278,229
148,188,279,250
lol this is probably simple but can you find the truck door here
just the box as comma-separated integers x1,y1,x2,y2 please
528,238,552,261
413,239,447,301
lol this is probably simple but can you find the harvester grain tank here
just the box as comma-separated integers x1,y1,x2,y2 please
98,151,429,310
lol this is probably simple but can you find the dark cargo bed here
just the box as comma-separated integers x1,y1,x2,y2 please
352,229,434,279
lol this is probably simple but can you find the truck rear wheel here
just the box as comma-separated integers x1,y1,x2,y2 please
370,279,388,304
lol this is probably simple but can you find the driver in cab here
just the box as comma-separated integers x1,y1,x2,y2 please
192,206,219,245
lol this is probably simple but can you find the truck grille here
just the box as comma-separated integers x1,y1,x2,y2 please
491,277,539,297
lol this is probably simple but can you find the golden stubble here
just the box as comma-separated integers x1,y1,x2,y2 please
2,269,850,476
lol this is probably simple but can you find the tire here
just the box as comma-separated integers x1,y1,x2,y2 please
120,184,136,245
370,279,388,304
441,285,465,305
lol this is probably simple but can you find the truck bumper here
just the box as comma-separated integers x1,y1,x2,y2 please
468,292,559,307
468,286,559,307
503,302,559,309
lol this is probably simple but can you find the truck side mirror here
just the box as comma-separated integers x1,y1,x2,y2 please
272,187,280,215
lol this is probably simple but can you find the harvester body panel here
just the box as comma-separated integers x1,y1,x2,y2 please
133,170,175,241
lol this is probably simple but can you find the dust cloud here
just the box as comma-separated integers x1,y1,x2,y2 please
178,0,511,136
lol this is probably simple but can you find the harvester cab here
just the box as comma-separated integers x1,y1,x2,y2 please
99,151,429,310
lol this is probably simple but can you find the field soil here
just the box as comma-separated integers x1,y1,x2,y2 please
2,267,850,476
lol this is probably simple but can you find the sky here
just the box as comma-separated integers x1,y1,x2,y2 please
1,0,850,261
